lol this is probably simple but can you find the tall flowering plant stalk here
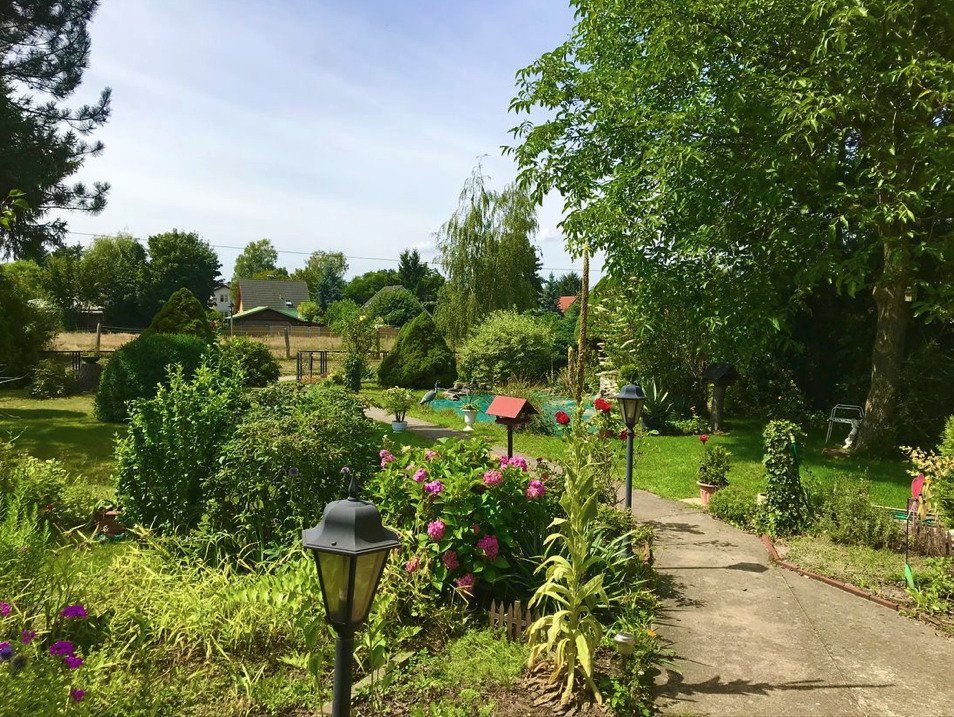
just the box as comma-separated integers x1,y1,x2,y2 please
528,408,610,704
370,440,559,600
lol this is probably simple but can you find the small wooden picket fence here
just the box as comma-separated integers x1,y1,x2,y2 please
488,600,535,641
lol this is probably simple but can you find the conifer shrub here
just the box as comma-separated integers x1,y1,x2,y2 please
378,312,456,388
147,288,216,343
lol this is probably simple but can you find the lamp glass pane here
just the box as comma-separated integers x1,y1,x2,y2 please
620,399,638,428
317,552,352,625
350,550,389,624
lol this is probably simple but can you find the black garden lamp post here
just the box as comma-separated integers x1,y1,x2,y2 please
302,470,400,717
615,384,646,510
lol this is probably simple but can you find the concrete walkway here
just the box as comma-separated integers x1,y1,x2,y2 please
633,489,954,717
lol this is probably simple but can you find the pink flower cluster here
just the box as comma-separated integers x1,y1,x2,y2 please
427,519,446,541
499,455,528,471
425,450,439,461
0,602,10,617
424,480,445,496
379,449,396,468
442,550,459,570
482,469,502,487
405,556,421,573
525,479,546,500
477,535,499,561
412,467,428,483
455,573,475,595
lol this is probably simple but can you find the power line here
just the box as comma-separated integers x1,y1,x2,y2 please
61,229,584,274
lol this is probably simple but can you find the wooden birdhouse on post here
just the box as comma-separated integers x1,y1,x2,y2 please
486,396,538,458
702,363,740,433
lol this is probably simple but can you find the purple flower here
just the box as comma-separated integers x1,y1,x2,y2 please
0,642,12,661
379,449,396,468
525,479,546,500
455,573,475,595
64,654,84,671
482,469,502,487
508,456,529,471
412,467,428,483
426,520,446,542
442,550,459,571
60,604,88,619
20,629,36,645
70,689,85,703
499,456,509,469
477,535,499,561
49,641,75,657
425,450,438,461
0,602,10,617
424,480,445,496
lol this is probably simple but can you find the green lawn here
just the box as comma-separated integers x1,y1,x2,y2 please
0,389,123,488
363,383,912,507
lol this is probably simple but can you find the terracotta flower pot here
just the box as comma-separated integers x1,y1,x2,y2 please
698,482,722,506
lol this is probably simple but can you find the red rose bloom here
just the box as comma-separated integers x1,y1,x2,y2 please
555,410,570,426
700,434,709,444
594,397,612,413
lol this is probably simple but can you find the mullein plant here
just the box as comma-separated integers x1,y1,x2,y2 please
528,407,610,704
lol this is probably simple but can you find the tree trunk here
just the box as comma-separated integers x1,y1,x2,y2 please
575,248,590,406
853,244,910,454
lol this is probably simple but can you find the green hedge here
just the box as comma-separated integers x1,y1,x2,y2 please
213,336,280,387
457,311,553,385
95,332,208,422
378,312,456,388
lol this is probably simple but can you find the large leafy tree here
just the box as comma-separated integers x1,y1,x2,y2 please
509,0,952,452
78,233,149,326
434,165,542,344
292,250,348,310
146,230,220,311
344,268,397,305
0,1,111,258
398,248,444,309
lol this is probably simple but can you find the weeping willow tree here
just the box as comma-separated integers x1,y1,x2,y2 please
434,165,542,345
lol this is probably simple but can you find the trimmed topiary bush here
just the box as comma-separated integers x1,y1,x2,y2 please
762,420,809,536
95,332,208,422
148,287,216,343
378,312,456,388
457,311,553,385
213,336,280,387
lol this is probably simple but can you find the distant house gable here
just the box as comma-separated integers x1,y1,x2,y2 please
557,295,577,314
235,279,310,314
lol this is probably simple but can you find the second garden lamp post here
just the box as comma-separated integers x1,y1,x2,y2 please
615,384,646,509
302,470,400,717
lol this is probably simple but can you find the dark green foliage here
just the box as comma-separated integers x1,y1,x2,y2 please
325,299,360,333
344,269,397,305
762,420,809,536
378,312,456,388
708,484,760,531
0,271,58,375
898,339,954,447
0,0,110,258
214,337,280,387
457,311,552,385
343,353,363,392
207,384,379,551
115,364,247,533
941,417,954,458
815,479,900,550
145,231,220,313
30,358,73,399
95,332,207,422
397,248,444,309
363,286,423,327
148,288,216,342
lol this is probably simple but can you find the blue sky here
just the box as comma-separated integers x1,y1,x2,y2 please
62,0,599,280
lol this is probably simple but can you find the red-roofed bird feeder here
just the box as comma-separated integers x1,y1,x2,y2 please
486,396,538,458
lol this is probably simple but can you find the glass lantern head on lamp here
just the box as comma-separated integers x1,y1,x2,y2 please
302,476,400,631
614,384,646,430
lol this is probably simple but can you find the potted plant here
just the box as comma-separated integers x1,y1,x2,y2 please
460,402,479,432
382,387,413,432
697,435,731,506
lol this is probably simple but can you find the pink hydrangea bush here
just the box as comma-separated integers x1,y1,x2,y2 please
369,439,560,600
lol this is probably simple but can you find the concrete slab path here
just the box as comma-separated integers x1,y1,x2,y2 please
633,489,954,717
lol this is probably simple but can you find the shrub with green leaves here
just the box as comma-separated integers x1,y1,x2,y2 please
206,384,379,552
0,271,58,376
363,286,423,327
458,311,554,385
148,287,216,343
371,439,560,602
708,483,760,530
762,420,809,536
381,387,414,422
214,336,280,387
30,358,73,399
378,312,456,389
115,363,248,533
815,479,900,550
95,332,208,422
698,444,731,487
